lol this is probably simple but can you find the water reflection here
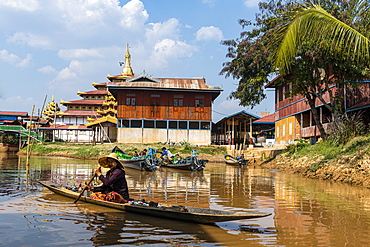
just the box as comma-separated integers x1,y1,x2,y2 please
0,155,369,246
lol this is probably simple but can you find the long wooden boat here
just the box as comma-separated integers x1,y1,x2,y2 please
160,161,205,171
224,154,248,166
37,180,271,224
119,157,157,171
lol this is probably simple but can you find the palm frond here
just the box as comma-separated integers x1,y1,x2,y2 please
270,4,370,75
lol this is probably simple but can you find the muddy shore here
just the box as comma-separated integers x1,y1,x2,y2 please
259,151,370,188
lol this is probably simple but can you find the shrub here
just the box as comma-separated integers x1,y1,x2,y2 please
327,112,367,146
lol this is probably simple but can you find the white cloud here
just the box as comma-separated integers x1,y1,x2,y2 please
0,0,39,12
202,0,215,7
145,18,181,42
58,49,103,60
243,0,260,8
144,39,196,69
0,96,37,112
7,32,50,48
119,0,149,30
17,54,32,67
195,26,223,41
38,65,58,74
0,49,32,67
55,67,77,81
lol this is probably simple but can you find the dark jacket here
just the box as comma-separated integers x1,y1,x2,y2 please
93,168,129,200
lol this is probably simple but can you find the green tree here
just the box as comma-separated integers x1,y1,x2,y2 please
221,0,370,139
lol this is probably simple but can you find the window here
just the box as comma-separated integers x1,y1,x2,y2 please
151,94,160,97
156,121,167,129
126,98,136,105
189,121,200,129
169,121,177,129
174,99,183,107
144,120,154,128
122,120,129,127
131,120,142,128
201,121,210,129
179,121,187,129
195,99,204,107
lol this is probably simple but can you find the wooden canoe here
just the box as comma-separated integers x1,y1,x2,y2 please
37,180,271,224
119,157,157,171
224,154,248,166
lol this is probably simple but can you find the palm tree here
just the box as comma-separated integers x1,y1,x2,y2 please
270,2,369,75
267,1,369,139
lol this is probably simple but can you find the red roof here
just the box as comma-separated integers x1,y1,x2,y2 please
0,111,28,116
253,113,275,123
78,90,108,95
61,99,105,105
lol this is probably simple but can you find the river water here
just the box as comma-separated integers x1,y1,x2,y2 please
0,154,369,246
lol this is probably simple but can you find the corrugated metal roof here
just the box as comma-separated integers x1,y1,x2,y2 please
107,72,219,91
110,77,221,91
215,110,260,125
253,113,275,123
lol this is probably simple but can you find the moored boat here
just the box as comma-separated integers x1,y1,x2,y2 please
224,154,248,166
159,150,208,171
111,146,157,171
37,180,271,224
119,157,157,171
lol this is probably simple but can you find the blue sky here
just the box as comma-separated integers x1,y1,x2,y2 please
0,0,274,122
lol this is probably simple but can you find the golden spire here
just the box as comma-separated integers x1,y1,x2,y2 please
121,42,134,77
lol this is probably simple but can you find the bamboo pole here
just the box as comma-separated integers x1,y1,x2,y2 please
26,105,35,167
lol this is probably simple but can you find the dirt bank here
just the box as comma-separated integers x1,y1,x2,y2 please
260,149,370,188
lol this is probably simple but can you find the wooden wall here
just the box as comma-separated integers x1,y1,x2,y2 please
116,90,212,121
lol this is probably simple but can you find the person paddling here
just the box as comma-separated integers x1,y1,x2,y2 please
85,153,130,202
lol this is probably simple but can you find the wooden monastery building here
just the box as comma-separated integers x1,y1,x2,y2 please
106,45,223,144
40,43,222,145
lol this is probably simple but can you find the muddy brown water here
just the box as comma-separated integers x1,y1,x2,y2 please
0,154,369,246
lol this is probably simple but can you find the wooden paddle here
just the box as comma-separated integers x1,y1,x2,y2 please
74,172,97,203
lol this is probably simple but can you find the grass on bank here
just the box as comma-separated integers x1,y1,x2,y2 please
281,133,370,172
23,142,227,159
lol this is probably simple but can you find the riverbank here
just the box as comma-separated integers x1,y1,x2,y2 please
19,136,370,188
259,135,370,188
18,142,227,161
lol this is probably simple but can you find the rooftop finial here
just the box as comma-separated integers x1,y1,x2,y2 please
121,42,134,77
